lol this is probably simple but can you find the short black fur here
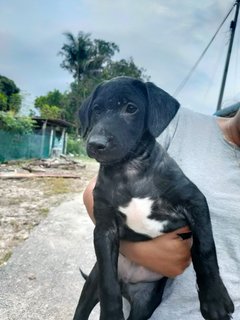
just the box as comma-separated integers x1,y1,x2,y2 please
73,77,234,320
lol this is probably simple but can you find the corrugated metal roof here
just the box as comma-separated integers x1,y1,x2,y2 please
32,117,75,128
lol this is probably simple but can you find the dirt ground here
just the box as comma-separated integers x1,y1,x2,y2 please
0,158,99,266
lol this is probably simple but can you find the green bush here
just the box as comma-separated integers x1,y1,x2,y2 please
39,104,62,119
67,136,87,156
0,111,36,134
0,93,8,111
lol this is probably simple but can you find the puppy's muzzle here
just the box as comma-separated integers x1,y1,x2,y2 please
87,135,108,158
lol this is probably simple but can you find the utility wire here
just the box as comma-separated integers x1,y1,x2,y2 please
203,38,226,101
174,3,236,97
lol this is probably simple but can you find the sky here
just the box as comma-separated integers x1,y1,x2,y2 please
1,0,240,115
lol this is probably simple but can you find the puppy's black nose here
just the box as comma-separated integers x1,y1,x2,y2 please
87,136,108,156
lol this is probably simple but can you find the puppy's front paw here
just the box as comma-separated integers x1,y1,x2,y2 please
199,281,234,320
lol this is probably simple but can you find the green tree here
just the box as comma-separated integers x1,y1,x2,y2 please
35,89,66,119
39,104,62,119
0,75,19,96
0,111,35,134
35,89,65,109
0,93,8,111
102,57,149,81
58,31,119,84
61,81,94,124
9,93,22,114
0,75,22,113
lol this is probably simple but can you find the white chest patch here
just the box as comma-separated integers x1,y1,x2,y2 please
118,197,168,238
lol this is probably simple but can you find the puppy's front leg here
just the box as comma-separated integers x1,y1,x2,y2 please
94,204,124,320
184,196,234,320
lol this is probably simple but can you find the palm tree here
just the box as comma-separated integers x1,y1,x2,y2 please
58,31,119,84
58,31,92,84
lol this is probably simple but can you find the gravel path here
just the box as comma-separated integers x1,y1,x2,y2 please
0,194,100,320
0,160,98,266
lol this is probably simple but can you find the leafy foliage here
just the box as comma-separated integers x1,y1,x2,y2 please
66,136,87,156
35,89,66,119
58,32,119,83
39,104,62,119
0,75,22,113
0,75,19,96
0,93,8,111
62,78,103,124
102,57,149,81
0,111,36,134
8,93,22,114
35,89,65,110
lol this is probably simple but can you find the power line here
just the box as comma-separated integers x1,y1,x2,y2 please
173,3,236,97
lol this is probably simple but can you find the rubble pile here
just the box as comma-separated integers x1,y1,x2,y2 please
0,156,86,178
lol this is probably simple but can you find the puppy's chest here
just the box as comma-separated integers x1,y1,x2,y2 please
99,165,186,238
118,197,169,238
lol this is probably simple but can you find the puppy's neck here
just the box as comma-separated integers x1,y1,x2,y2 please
118,131,156,167
131,131,156,159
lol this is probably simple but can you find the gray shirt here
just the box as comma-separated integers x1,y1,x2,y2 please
152,107,240,319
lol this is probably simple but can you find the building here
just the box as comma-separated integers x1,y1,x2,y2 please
0,118,73,162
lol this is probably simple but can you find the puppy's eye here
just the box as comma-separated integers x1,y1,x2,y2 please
124,103,138,114
92,104,102,115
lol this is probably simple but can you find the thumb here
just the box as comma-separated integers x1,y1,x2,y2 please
168,226,191,239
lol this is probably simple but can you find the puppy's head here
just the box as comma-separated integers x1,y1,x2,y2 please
79,77,180,164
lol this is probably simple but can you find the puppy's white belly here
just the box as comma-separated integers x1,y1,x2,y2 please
118,254,163,283
118,197,168,238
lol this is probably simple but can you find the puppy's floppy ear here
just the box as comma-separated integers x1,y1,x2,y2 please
79,82,105,138
79,95,92,138
145,82,180,137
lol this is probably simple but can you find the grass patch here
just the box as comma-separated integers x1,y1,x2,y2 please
39,207,49,217
0,250,12,266
43,178,71,196
7,197,23,206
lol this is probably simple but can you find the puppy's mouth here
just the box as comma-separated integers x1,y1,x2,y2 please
86,137,120,164
87,148,120,165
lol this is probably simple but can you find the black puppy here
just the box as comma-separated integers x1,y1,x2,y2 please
73,77,234,320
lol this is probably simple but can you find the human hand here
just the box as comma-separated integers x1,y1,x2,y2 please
120,226,192,278
83,179,192,278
